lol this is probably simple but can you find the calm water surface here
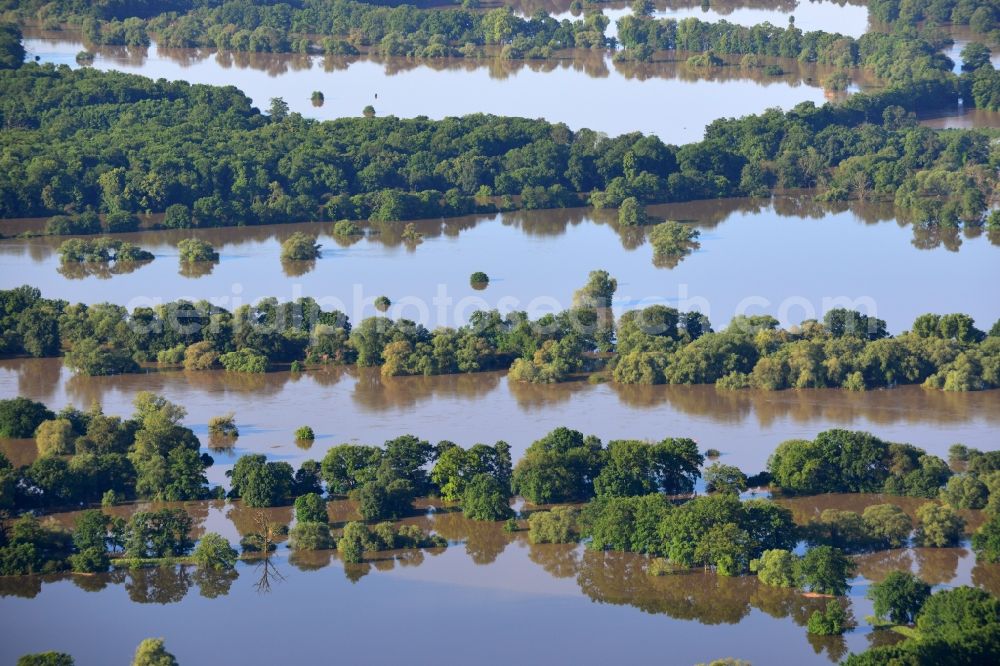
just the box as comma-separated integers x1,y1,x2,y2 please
24,31,851,144
2,358,998,485
513,0,872,39
1,495,998,666
2,198,998,330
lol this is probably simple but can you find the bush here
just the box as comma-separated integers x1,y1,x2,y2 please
528,506,578,543
374,296,391,312
183,341,219,370
207,413,238,438
219,348,268,373
280,232,321,260
289,521,334,550
294,426,315,441
177,238,218,262
333,219,361,236
807,600,851,635
469,271,489,288
192,533,238,570
338,521,367,563
618,197,648,226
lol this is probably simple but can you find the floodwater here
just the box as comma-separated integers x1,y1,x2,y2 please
2,495,998,665
510,0,872,39
2,197,998,331
2,357,998,485
23,30,860,145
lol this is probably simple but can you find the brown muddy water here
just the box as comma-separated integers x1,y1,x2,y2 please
2,357,998,486
2,198,998,331
2,495,998,666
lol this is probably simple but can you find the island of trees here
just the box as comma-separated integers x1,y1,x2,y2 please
3,390,1000,658
1,47,998,238
1,284,997,391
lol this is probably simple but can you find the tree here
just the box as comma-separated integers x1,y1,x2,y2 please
177,238,217,262
572,269,617,309
131,638,178,666
512,427,604,504
469,271,489,288
648,221,700,266
462,473,513,521
321,445,382,494
124,509,194,559
227,455,293,507
363,105,376,118
704,463,748,494
192,533,238,570
268,97,289,121
280,232,321,260
0,23,25,70
799,546,855,596
940,474,988,509
294,492,328,524
294,426,315,442
862,504,912,549
69,509,110,573
972,513,1000,564
16,654,74,666
528,506,578,544
961,43,992,72
339,521,367,563
207,413,237,438
289,521,334,550
0,397,54,437
618,197,648,226
868,571,931,625
356,474,414,521
807,600,851,635
914,503,964,547
35,419,76,457
916,586,1000,639
750,549,799,588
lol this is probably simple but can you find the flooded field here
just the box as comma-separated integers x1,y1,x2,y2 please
2,357,998,485
2,494,997,666
2,198,998,331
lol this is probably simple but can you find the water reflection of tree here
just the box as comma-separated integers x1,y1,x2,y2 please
193,566,239,598
281,258,317,277
431,510,513,565
806,631,849,663
972,562,1000,596
854,549,915,584
179,260,217,279
528,542,580,579
126,566,191,604
57,259,152,280
914,547,962,586
352,368,502,411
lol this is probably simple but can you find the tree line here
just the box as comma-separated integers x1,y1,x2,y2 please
0,60,997,233
5,395,1000,659
2,283,997,390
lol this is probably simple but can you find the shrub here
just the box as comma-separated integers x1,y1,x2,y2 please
177,238,218,262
